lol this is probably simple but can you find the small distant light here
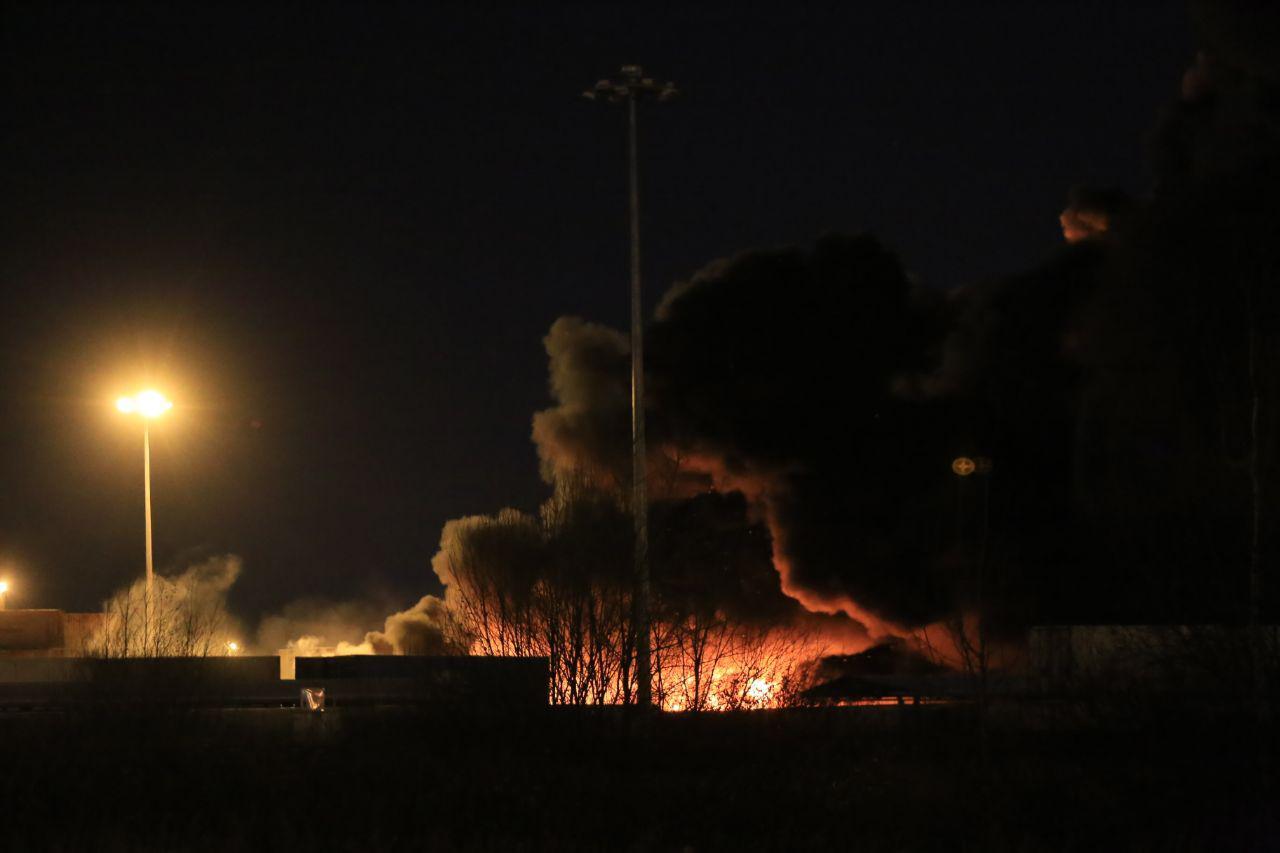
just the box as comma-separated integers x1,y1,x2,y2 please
226,641,240,654
0,580,9,595
952,457,976,477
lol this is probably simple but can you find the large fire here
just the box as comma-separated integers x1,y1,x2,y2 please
284,614,863,711
650,620,842,711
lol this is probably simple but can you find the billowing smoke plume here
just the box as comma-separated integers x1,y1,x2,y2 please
521,0,1280,632
531,234,953,633
362,595,468,655
532,319,632,489
255,598,390,654
262,595,466,656
87,555,244,657
919,0,1280,624
382,0,1280,672
429,478,869,704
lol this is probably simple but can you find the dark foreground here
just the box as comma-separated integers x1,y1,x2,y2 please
1,703,1276,851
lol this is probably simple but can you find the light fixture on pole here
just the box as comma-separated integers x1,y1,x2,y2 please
117,389,173,650
583,65,677,708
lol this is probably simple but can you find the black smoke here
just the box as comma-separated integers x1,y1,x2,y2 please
534,234,957,631
929,0,1280,624
524,1,1280,631
411,0,1280,639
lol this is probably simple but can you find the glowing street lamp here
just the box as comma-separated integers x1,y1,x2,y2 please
0,579,9,610
226,641,240,655
117,390,173,648
117,390,173,419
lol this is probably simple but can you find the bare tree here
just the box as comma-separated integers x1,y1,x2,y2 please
87,556,240,658
436,477,639,704
437,473,828,709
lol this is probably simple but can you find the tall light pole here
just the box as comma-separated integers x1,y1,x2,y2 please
117,390,173,650
584,65,677,708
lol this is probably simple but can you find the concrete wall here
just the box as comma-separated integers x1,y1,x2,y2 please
0,610,105,657
277,646,337,680
0,610,64,651
82,656,281,685
295,655,549,706
0,655,280,685
0,654,553,710
0,657,87,683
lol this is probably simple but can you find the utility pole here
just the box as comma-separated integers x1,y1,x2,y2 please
584,65,677,708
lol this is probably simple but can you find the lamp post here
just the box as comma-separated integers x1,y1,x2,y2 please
951,455,993,602
952,454,994,751
117,390,173,650
584,66,677,708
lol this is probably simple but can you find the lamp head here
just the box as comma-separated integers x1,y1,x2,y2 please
117,390,172,418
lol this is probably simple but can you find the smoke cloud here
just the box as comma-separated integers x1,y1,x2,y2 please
88,555,245,657
334,0,1280,658
518,2,1280,631
916,5,1280,625
255,598,390,654
532,318,632,489
529,234,953,633
260,595,466,657
362,595,468,655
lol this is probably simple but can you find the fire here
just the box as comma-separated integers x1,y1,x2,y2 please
649,622,836,711
1059,205,1109,243
649,672,779,712
456,608,863,711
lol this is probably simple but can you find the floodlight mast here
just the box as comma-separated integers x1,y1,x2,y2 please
583,66,677,709
117,390,172,651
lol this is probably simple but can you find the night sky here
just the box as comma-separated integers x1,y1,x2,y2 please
1,3,1191,619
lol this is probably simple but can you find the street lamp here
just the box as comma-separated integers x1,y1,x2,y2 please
951,454,994,670
583,65,677,708
0,580,9,610
117,390,173,649
950,455,993,553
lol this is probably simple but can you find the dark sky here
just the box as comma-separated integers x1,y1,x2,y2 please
0,2,1190,618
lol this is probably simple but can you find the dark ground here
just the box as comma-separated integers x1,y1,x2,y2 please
1,703,1276,852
